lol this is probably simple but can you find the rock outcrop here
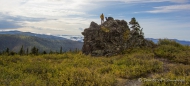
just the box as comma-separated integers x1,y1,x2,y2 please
82,17,154,56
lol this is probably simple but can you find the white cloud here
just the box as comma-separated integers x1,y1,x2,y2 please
0,0,103,35
0,0,103,18
20,17,100,35
0,0,189,40
96,0,188,3
146,4,190,13
1,0,188,18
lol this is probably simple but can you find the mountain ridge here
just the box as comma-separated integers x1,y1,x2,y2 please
1,31,190,45
0,31,189,53
0,31,83,53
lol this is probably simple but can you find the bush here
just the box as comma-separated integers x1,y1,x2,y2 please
157,39,183,48
154,39,190,64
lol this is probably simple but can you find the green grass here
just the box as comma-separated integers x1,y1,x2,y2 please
154,39,190,64
0,39,190,86
0,50,162,86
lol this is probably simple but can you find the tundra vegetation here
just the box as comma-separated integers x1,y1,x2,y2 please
0,39,190,86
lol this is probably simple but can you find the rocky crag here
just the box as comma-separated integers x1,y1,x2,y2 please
82,17,154,56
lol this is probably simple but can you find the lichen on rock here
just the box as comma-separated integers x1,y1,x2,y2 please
82,17,154,56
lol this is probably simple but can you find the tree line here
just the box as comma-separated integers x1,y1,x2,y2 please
0,46,80,56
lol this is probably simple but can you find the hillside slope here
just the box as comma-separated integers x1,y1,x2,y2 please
0,34,83,52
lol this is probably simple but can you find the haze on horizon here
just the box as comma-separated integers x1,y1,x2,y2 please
0,0,190,41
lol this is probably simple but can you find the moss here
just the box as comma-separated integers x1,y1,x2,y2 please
101,26,110,32
123,30,130,41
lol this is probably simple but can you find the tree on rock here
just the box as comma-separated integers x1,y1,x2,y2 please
129,17,144,38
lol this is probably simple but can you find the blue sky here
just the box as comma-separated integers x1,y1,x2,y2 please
0,0,190,41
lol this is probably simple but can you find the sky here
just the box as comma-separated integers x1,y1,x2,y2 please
0,0,190,41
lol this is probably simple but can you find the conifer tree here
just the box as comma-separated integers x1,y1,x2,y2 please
6,48,9,54
19,45,25,55
75,48,78,53
129,17,144,38
49,50,53,54
31,46,38,55
26,48,29,56
60,46,62,54
36,48,39,55
43,51,47,54
10,51,16,56
129,18,140,29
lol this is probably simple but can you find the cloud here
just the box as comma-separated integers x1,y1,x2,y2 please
0,20,22,29
78,28,84,31
94,0,189,3
0,0,189,40
146,4,190,13
0,0,100,19
0,13,47,22
0,0,187,18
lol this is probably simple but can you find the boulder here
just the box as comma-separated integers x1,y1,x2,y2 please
82,17,154,56
82,17,130,56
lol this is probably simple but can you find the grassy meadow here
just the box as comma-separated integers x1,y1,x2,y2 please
0,39,190,86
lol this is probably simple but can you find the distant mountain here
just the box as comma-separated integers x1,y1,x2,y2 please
0,31,189,53
146,38,190,45
58,35,190,46
0,31,83,53
0,31,68,40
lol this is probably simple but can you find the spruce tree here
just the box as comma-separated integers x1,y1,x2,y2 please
19,45,25,55
43,51,47,54
36,48,39,55
6,48,9,54
129,18,140,29
49,50,53,54
129,17,144,38
26,48,29,56
75,48,78,53
31,46,38,55
60,46,62,54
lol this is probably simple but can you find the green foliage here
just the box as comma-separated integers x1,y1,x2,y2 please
0,34,83,53
101,26,110,32
26,48,29,55
143,64,190,86
154,39,190,64
19,45,25,56
123,30,130,41
31,46,39,55
129,17,142,36
60,47,62,54
129,17,141,30
0,50,163,86
6,48,9,54
0,40,189,85
157,39,183,47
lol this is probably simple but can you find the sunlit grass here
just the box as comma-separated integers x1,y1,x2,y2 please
0,39,190,86
0,50,162,86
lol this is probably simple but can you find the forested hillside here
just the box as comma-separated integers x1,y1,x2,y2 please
0,34,83,53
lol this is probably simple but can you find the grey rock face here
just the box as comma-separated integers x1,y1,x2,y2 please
82,17,154,56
